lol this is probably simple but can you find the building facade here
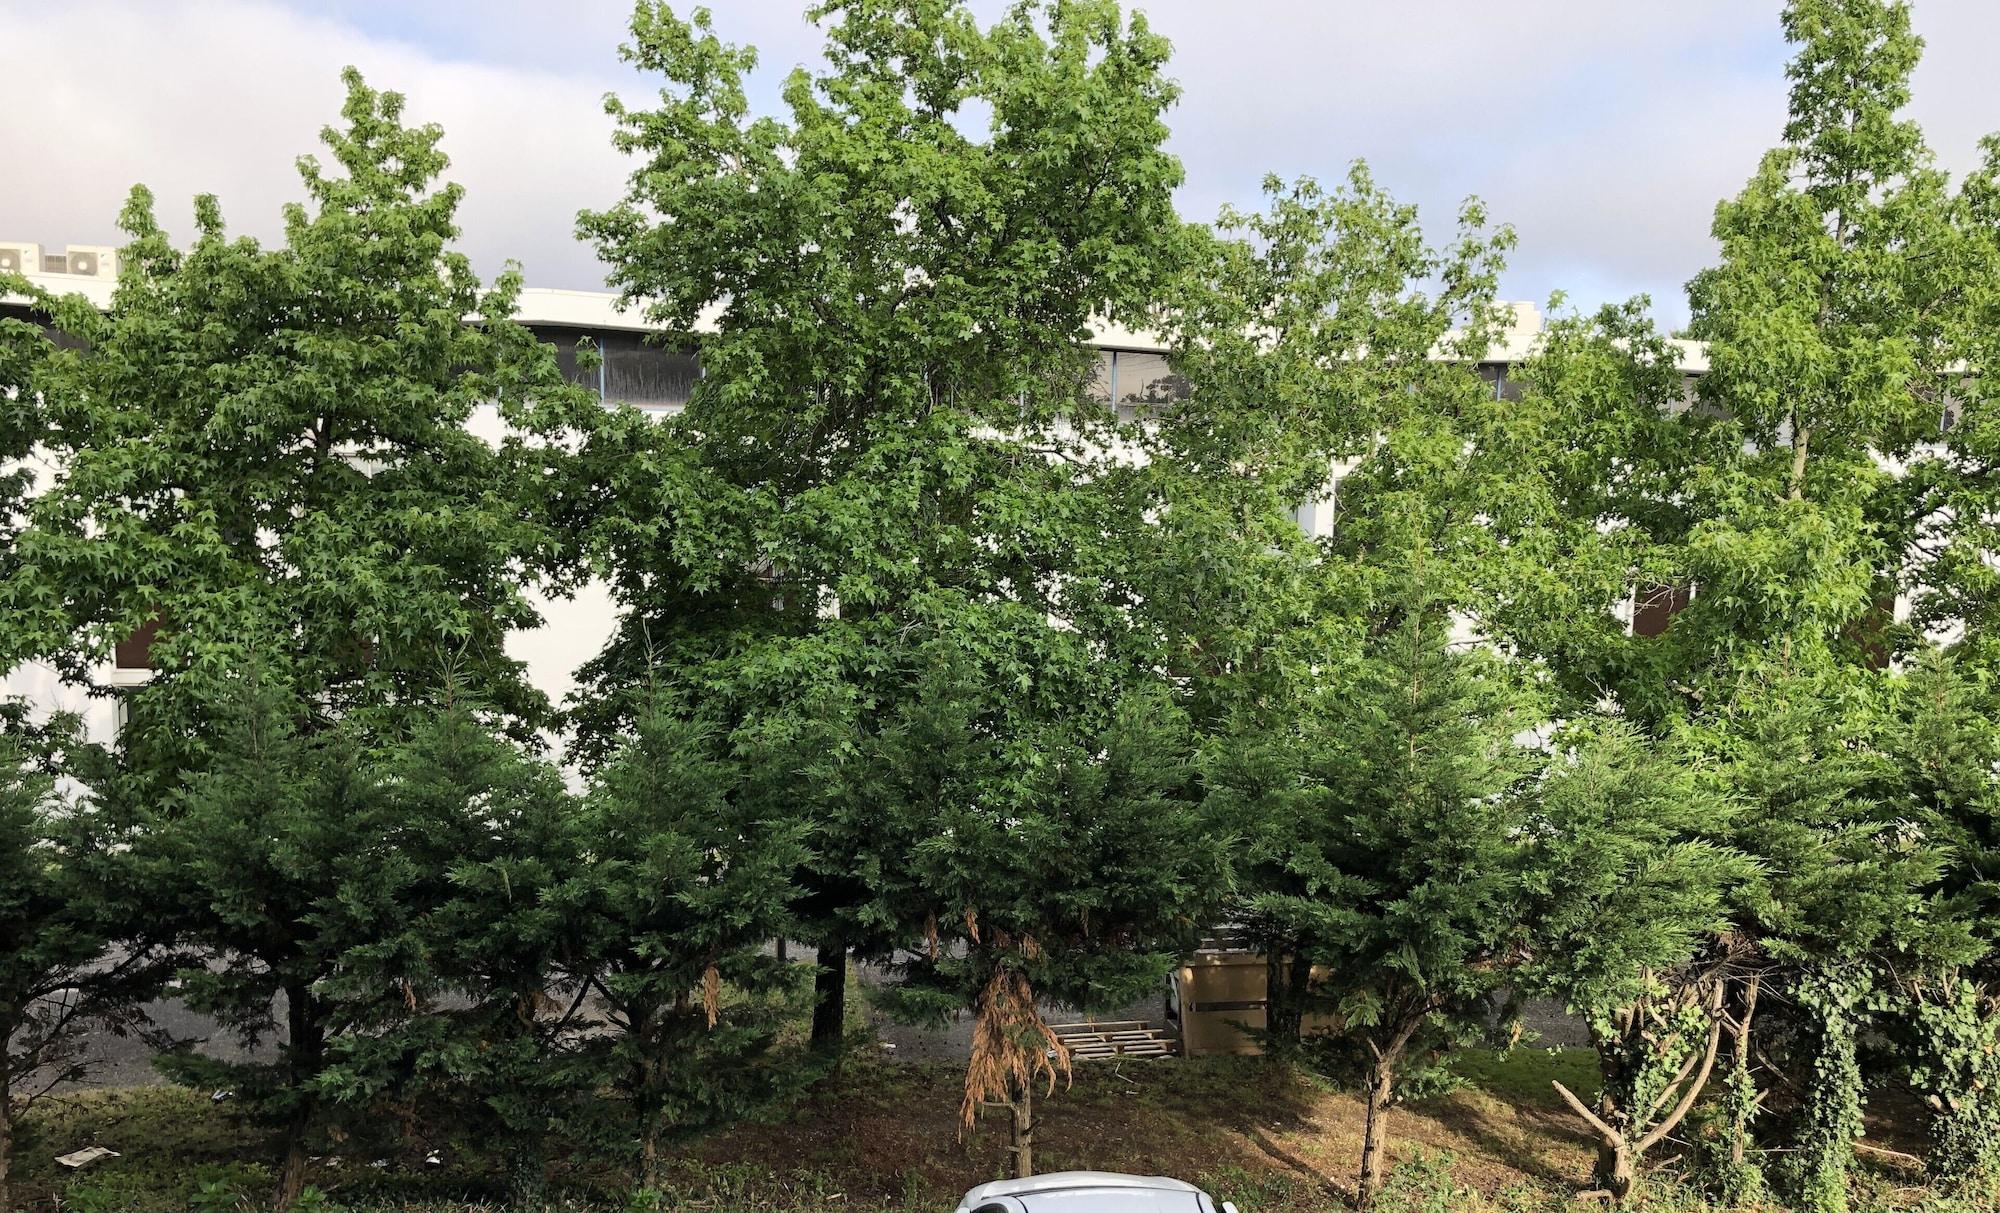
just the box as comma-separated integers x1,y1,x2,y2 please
1,242,1709,753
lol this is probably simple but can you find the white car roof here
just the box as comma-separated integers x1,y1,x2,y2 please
957,1172,1207,1213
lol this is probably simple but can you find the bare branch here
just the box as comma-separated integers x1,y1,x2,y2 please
1553,1079,1621,1147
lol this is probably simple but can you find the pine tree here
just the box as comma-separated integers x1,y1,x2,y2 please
864,648,1222,1178
573,702,811,1190
321,704,586,1210
1520,720,1758,1201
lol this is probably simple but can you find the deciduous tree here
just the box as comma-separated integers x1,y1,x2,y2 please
5,68,592,779
577,0,1193,1066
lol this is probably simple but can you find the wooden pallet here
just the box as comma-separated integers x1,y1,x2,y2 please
1050,1020,1179,1060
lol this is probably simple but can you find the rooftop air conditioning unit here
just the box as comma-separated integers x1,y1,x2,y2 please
62,245,117,278
0,242,39,277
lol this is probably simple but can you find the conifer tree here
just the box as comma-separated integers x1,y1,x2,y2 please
572,702,811,1189
3,69,594,1210
322,703,586,1210
1152,169,1515,1053
0,710,171,1213
1694,674,1962,1213
1887,655,2000,1198
1247,575,1538,1209
1521,721,1758,1202
864,648,1221,1177
142,676,413,1207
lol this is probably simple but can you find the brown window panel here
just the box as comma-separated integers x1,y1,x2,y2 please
1633,584,1690,638
114,614,162,670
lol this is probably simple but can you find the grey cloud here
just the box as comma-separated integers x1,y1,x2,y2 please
7,0,2000,321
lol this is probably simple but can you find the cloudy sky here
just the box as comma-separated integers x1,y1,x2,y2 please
6,1,2000,329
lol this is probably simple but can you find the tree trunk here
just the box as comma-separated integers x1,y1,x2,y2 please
1009,1074,1036,1179
276,982,324,1210
639,1119,663,1193
1358,1052,1397,1208
506,1134,548,1212
1604,1144,1637,1202
634,1012,665,1191
1729,974,1761,1171
1593,1050,1632,1198
810,931,848,1065
0,1068,13,1213
1265,950,1300,1053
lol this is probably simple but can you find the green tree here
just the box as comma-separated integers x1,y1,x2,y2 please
863,648,1222,1177
1887,655,2000,1198
1146,169,1514,1051
1676,9,1977,1201
4,68,592,781
143,677,415,1207
3,69,594,1210
322,704,586,1210
0,275,51,632
1520,720,1758,1202
572,701,811,1188
1694,674,1961,1213
1485,4,1980,1206
0,709,171,1213
1251,577,1539,1209
576,0,1191,1063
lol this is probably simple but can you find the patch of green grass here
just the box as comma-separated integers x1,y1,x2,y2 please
1449,1048,1599,1108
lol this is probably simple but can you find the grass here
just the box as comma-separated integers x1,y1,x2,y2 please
4,1050,1962,1213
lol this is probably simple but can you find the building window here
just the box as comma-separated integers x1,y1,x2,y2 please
1632,584,1690,638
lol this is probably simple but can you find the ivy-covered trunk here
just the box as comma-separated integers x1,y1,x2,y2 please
1788,970,1869,1213
1909,982,2000,1200
1591,1048,1637,1201
1718,973,1766,1204
505,1135,549,1212
1553,979,1726,1205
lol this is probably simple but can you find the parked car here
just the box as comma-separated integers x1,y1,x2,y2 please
954,1172,1239,1213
